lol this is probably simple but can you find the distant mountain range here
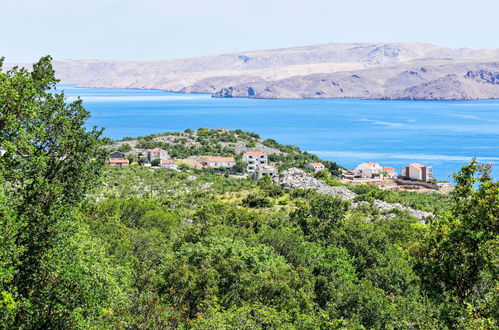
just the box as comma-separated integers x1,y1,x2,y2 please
9,42,499,100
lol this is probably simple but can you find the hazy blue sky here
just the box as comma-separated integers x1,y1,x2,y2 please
1,0,498,62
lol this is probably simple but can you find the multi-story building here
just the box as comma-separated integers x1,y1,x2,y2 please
147,148,169,163
401,163,433,182
243,152,268,173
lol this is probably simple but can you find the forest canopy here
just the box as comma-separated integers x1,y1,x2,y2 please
0,57,497,329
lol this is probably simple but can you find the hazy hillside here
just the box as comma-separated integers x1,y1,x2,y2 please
8,42,499,100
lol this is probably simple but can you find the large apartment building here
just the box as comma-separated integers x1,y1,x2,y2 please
242,152,268,173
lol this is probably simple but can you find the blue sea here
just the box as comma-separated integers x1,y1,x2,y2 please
60,84,499,181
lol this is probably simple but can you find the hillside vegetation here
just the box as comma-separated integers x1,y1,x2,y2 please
106,127,342,174
0,57,497,329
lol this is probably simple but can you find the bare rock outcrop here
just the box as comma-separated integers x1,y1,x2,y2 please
273,168,432,222
465,69,499,84
272,168,357,200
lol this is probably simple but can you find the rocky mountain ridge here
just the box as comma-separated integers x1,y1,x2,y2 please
7,42,499,100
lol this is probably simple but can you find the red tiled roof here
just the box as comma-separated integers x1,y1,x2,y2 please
148,148,167,152
206,156,235,162
383,167,395,171
106,159,129,164
310,162,324,167
243,152,267,156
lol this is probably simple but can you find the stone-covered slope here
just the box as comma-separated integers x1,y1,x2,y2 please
273,168,433,222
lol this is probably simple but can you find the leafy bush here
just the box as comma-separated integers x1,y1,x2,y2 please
118,143,132,152
241,194,274,208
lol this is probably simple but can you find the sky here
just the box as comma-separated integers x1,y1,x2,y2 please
1,0,498,62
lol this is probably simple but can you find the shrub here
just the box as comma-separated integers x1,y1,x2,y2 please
118,143,132,153
242,194,274,208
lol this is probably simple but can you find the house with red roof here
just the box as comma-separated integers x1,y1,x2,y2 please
401,163,433,182
202,156,236,169
382,166,397,178
105,159,130,167
147,147,169,163
305,162,325,172
243,152,268,173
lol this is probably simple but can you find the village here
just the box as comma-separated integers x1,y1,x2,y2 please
106,147,279,179
338,161,450,193
105,147,447,192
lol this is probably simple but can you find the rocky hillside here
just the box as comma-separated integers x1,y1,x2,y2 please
8,42,499,100
273,168,433,222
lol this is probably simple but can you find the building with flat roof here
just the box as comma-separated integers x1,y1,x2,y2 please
401,163,433,182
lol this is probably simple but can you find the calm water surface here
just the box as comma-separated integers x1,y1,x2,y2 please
61,84,499,181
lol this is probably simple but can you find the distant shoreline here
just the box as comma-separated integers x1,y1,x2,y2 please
73,84,499,102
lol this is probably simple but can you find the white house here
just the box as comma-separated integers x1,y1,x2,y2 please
305,162,325,172
254,164,278,179
161,159,178,170
382,167,397,178
147,148,169,163
401,163,433,182
243,152,268,173
354,162,383,178
203,156,236,169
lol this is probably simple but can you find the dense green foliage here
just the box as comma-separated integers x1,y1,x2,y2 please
1,57,497,328
133,128,257,159
0,56,111,328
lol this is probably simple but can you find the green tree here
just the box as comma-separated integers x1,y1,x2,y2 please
117,143,132,152
0,56,106,327
293,195,349,242
412,159,498,326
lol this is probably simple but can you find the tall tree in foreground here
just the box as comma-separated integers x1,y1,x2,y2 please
412,159,498,327
0,56,107,327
